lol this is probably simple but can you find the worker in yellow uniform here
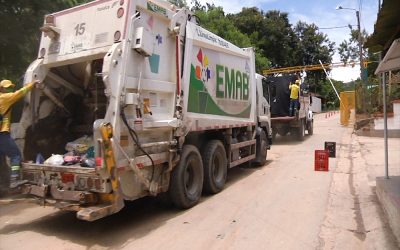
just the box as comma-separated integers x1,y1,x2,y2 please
289,79,300,116
0,79,39,189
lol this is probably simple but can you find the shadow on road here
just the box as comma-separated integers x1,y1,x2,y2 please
272,133,311,146
0,161,273,248
0,196,181,248
225,160,273,188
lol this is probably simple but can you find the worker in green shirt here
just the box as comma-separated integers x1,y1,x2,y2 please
289,79,300,116
0,79,39,189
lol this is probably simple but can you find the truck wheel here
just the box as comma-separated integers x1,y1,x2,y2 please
307,120,314,135
170,145,204,209
202,140,227,194
253,130,268,166
296,119,305,141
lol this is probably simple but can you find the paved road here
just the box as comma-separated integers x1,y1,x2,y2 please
0,113,398,250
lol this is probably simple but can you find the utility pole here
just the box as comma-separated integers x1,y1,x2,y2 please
356,10,367,115
336,6,367,116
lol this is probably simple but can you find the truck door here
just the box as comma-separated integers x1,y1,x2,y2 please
256,75,270,120
262,78,271,115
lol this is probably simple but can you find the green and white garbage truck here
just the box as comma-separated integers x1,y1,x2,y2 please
14,0,272,221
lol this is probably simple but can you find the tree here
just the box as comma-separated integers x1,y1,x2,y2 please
192,4,270,73
229,8,334,84
168,0,187,8
338,26,368,65
319,79,344,108
0,0,90,82
230,9,297,68
337,27,390,114
262,10,298,67
293,22,334,66
293,21,335,93
227,7,272,72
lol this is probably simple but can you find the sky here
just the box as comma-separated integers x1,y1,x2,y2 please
193,0,380,82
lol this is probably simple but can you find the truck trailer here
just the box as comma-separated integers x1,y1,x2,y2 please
13,0,272,221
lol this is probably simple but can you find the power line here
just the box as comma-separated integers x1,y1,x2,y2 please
319,25,357,30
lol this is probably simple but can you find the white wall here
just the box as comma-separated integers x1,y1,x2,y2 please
310,96,321,113
375,102,400,130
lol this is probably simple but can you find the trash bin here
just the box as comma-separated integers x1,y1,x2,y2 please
315,150,329,171
324,142,336,158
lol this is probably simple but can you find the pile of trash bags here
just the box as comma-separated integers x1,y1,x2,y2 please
37,135,96,168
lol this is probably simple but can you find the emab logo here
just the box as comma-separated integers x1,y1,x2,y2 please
215,64,249,101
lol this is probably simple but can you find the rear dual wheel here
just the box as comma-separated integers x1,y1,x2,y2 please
170,145,204,208
307,120,314,135
202,140,227,194
169,141,228,208
292,119,305,141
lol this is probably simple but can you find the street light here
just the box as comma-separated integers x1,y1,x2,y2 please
336,6,367,115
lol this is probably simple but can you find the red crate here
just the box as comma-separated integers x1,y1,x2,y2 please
315,150,329,171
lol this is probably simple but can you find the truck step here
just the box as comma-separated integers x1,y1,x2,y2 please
230,154,256,168
230,139,256,150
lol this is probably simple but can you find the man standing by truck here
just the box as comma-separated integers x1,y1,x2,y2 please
0,79,38,189
289,79,300,116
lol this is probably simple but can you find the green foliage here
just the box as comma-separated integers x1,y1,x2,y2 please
366,49,379,78
229,8,297,67
338,26,368,65
293,22,334,66
318,79,347,108
255,50,271,73
338,26,386,115
194,6,251,47
168,0,187,8
293,21,335,93
0,0,90,82
227,7,334,87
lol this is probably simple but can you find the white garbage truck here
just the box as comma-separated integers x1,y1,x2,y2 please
16,0,272,221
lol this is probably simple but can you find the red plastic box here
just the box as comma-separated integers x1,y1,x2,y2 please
315,150,329,171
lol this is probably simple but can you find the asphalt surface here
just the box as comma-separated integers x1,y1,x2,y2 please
0,113,398,250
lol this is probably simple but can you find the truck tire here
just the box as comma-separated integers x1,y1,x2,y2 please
202,140,227,194
307,119,314,135
296,119,305,141
253,130,268,166
170,145,204,209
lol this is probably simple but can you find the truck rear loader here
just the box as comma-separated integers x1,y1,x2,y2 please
14,0,272,221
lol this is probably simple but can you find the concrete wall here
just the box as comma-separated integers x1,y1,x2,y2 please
376,176,400,243
374,102,400,132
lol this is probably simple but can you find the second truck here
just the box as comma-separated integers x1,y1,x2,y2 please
266,75,314,141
